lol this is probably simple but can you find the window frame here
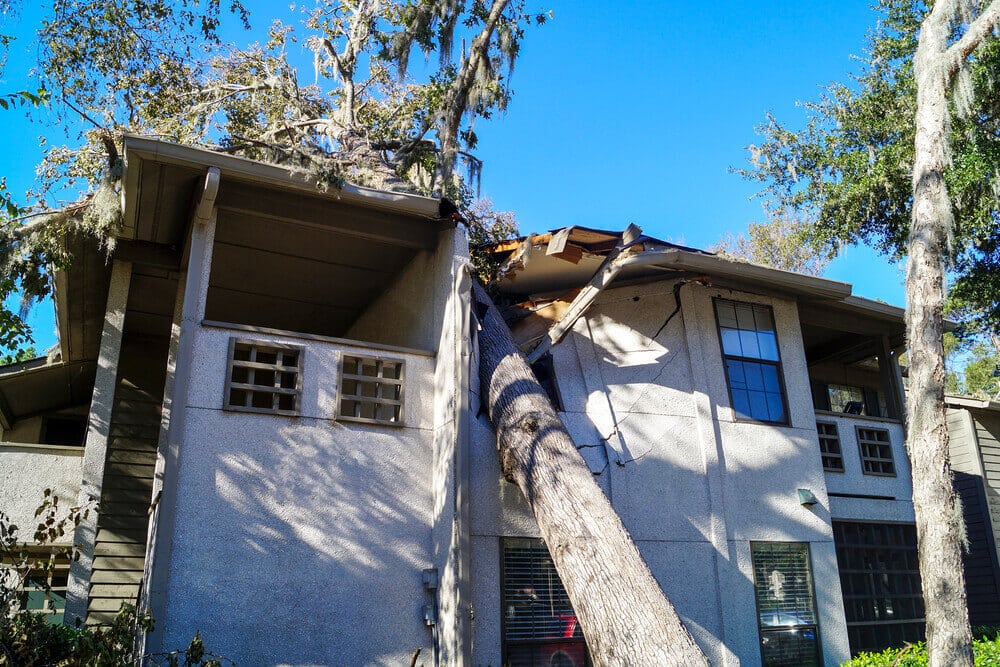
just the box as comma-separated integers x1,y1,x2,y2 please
816,421,845,473
500,537,588,667
2,548,70,624
750,541,823,667
337,353,406,426
714,298,790,426
832,520,924,655
855,427,895,477
223,338,304,416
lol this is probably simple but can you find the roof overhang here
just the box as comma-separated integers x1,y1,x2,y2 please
945,394,1000,411
0,359,97,423
121,135,449,248
495,231,852,303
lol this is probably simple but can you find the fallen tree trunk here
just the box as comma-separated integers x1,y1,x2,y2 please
472,282,708,666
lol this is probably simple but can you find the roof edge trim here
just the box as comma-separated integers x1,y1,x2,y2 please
620,249,853,301
123,135,442,219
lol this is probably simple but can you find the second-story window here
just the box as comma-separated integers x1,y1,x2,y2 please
857,427,895,476
338,355,404,425
817,422,845,472
715,299,788,424
225,339,303,416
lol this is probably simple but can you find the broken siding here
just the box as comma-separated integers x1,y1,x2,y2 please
88,334,169,624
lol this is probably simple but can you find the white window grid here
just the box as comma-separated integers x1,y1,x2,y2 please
817,421,845,472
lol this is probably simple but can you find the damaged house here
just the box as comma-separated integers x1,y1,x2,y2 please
0,136,978,665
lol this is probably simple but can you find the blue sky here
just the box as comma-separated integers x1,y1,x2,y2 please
0,1,905,353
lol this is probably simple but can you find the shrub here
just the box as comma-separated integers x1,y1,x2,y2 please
1,493,232,666
842,635,1000,667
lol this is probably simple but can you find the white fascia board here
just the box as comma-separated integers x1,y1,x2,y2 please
945,394,1000,411
624,249,854,301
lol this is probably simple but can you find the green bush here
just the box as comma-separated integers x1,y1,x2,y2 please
1,493,232,666
842,635,1000,667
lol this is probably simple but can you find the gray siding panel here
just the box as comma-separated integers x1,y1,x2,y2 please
87,331,169,623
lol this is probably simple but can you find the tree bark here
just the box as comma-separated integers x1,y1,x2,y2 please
472,282,708,667
908,2,1000,665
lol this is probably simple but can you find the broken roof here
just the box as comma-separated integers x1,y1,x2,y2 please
489,225,853,301
486,225,910,358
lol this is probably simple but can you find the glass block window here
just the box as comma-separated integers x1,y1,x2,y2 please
833,521,924,655
817,422,844,472
751,542,821,667
502,538,587,667
856,427,895,476
338,355,404,425
715,299,787,424
224,339,302,415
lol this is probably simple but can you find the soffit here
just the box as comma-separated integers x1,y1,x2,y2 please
0,360,97,419
203,209,422,337
53,232,113,363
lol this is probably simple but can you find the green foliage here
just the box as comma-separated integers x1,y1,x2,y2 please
954,342,1000,399
714,213,833,276
463,197,519,287
0,344,35,365
0,0,543,357
841,633,1000,666
741,0,1000,333
0,493,232,666
0,87,49,111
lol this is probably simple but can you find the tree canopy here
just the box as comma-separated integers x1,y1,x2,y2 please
741,0,1000,335
0,0,541,354
713,213,832,276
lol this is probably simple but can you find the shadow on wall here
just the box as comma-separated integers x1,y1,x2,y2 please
471,290,845,666
163,413,435,666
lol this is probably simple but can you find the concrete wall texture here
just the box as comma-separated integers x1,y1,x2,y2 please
0,445,82,543
154,325,438,665
2,221,923,665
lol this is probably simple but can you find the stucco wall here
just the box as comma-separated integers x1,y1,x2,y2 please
346,228,454,353
0,445,83,544
155,324,437,665
469,279,851,667
821,416,914,523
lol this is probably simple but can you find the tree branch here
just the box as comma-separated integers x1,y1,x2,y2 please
944,1,1000,80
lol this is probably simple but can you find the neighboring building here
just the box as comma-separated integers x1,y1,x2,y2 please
945,395,1000,628
0,136,941,665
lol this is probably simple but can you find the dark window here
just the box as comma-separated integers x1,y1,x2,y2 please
530,353,563,411
502,538,588,667
224,339,302,415
833,522,924,655
715,300,787,424
856,428,895,477
751,542,821,667
826,384,885,418
40,416,88,446
817,422,844,472
338,355,404,425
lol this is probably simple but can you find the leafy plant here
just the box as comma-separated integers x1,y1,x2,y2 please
841,634,1000,666
1,492,232,666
